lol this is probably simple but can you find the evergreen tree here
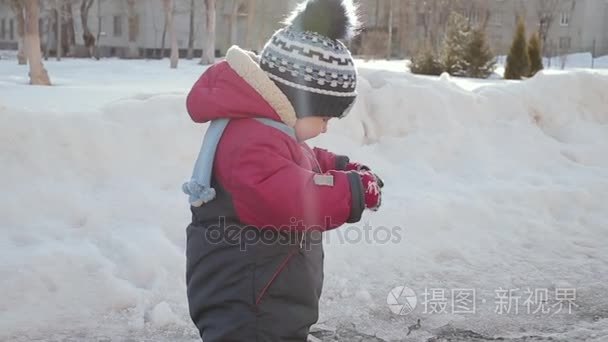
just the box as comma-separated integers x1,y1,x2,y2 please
410,45,444,76
465,28,497,78
441,12,471,77
504,16,530,80
528,32,544,77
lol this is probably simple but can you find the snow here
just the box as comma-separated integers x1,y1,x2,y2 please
1,54,608,341
355,52,608,91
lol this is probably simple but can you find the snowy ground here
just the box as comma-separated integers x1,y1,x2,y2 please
1,53,608,342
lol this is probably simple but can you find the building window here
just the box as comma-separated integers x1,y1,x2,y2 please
113,15,122,37
491,12,503,26
1,19,5,40
559,36,571,49
9,19,14,40
560,12,570,26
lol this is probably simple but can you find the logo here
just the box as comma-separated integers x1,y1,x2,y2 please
387,286,417,315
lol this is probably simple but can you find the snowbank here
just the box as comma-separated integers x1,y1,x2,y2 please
316,67,608,340
1,59,608,341
0,95,202,340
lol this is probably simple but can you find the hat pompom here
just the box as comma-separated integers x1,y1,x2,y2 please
283,0,361,41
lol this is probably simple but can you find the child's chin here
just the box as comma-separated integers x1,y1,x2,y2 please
298,133,321,142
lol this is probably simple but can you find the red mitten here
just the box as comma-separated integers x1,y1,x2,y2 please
345,162,370,172
358,171,382,211
347,162,384,188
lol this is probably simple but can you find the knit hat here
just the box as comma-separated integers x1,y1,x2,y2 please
259,0,360,119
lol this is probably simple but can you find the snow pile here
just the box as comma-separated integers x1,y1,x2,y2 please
1,58,608,341
0,96,203,341
314,67,608,340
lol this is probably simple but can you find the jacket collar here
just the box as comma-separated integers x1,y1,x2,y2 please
225,46,298,128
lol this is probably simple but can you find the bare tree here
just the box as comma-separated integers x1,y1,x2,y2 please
163,0,179,68
56,0,62,60
229,0,241,46
463,0,490,29
125,0,139,58
63,0,76,56
160,14,167,58
24,0,51,85
359,0,390,60
414,0,453,51
387,0,394,59
361,29,389,60
246,0,256,50
199,0,216,65
96,0,103,58
187,0,195,59
9,0,27,65
43,1,52,60
536,0,559,57
395,0,414,57
559,1,576,69
80,0,96,58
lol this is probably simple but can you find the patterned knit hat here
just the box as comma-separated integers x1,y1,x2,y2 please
259,0,360,119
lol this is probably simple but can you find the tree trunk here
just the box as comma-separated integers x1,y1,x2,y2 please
45,14,52,60
187,0,195,59
229,0,239,46
126,0,139,58
200,0,216,65
24,0,51,86
9,1,27,65
246,0,256,50
56,0,62,60
81,0,96,58
63,0,76,56
160,20,167,58
387,0,393,59
95,0,102,59
397,1,409,57
163,0,179,68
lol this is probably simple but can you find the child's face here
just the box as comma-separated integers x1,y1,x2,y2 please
294,116,331,141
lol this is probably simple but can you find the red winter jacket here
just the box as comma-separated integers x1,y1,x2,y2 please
184,46,365,341
185,48,364,231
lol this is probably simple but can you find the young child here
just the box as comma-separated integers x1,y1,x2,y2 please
182,0,383,340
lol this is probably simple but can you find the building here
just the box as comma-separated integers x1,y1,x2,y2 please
4,0,606,60
353,0,608,58
0,2,17,50
484,0,608,58
0,0,298,58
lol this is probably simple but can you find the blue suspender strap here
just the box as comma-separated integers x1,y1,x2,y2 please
182,118,230,207
182,117,295,207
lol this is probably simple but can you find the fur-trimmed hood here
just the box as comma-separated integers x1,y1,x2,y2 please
186,46,297,127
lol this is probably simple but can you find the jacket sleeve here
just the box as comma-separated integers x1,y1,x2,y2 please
229,138,364,232
312,147,351,172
